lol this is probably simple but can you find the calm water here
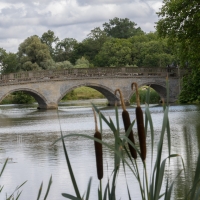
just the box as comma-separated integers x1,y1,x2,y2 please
0,101,200,200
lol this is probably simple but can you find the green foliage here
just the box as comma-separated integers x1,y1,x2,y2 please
1,17,179,72
18,35,54,71
128,33,176,68
41,30,59,59
74,57,90,68
156,0,200,102
103,17,144,39
61,87,104,101
12,91,35,104
72,28,108,66
140,40,175,67
55,38,78,63
130,87,160,104
0,47,7,65
62,90,78,101
95,38,133,67
179,69,200,103
55,60,73,69
54,82,200,199
1,52,19,74
94,32,176,67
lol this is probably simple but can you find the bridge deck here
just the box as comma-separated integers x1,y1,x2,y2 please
0,67,181,86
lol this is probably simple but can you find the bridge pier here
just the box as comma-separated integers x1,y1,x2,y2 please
37,102,58,110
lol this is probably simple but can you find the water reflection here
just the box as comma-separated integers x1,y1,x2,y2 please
0,103,199,199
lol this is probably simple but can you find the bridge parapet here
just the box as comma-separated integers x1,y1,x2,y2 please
0,67,182,86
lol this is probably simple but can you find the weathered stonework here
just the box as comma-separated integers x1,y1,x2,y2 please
0,67,182,109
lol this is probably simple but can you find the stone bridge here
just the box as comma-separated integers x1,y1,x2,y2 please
0,67,184,109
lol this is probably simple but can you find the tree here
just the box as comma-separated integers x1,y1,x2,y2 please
140,40,175,67
156,0,200,102
55,38,78,62
1,53,19,74
18,35,54,71
0,48,7,63
55,61,73,69
95,38,134,67
0,48,7,72
41,30,59,59
103,17,144,39
74,57,90,68
71,28,108,66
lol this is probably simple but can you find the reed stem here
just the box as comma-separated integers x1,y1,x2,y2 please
135,159,145,200
144,161,150,200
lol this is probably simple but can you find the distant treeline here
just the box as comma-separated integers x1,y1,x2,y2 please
0,17,177,75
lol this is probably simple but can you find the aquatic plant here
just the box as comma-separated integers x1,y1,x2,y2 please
0,158,52,200
54,79,200,200
54,79,200,199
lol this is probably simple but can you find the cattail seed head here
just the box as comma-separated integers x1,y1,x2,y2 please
115,88,137,159
94,131,103,180
132,82,146,161
136,107,146,161
92,108,103,180
122,110,137,159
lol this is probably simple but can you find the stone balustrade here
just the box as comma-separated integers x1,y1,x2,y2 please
0,67,181,85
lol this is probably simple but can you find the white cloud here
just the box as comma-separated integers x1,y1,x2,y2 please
0,0,163,52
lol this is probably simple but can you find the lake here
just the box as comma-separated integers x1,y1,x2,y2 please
0,101,200,199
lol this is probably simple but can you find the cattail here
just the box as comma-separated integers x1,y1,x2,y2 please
93,108,103,180
132,82,146,161
115,89,137,159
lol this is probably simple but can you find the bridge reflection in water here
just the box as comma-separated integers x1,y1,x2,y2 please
0,67,185,109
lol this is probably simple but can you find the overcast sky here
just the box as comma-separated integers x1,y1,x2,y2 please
0,0,163,53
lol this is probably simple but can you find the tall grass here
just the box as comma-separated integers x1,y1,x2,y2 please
1,80,200,199
54,79,200,200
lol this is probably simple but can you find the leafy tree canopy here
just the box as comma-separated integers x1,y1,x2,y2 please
55,38,78,63
41,30,59,58
0,48,7,63
156,0,200,67
55,60,73,69
18,35,54,71
74,57,90,68
103,17,144,39
95,38,134,67
1,53,18,74
156,0,200,103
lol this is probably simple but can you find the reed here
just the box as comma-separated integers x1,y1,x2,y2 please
132,82,146,161
115,88,137,159
93,108,103,180
50,79,200,200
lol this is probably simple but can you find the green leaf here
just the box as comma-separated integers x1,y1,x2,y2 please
85,178,92,200
36,182,43,200
62,193,82,199
190,152,200,199
61,133,81,198
92,103,116,133
43,175,53,200
0,158,8,177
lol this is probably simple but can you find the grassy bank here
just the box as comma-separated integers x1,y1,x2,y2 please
130,86,160,104
61,87,105,101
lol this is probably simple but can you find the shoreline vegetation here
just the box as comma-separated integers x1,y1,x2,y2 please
1,82,200,199
0,86,160,105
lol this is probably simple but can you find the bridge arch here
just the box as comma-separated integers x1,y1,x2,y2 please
57,83,120,105
0,88,48,109
128,82,170,103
